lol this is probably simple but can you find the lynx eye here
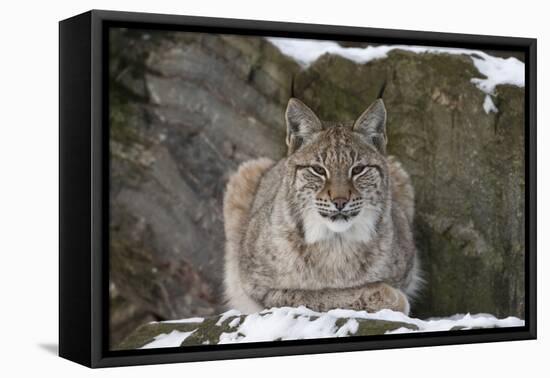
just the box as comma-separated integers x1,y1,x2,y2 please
309,165,327,176
351,165,366,176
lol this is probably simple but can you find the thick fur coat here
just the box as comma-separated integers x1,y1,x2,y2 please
224,98,420,315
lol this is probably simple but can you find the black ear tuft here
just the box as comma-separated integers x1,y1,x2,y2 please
353,99,387,154
285,98,322,154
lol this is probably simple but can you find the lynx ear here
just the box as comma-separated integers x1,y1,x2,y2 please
353,99,387,154
285,98,322,154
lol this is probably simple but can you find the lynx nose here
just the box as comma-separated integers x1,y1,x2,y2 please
332,197,348,211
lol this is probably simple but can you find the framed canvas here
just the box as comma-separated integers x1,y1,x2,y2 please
59,9,537,368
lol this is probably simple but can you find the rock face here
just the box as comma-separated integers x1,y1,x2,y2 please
109,29,525,346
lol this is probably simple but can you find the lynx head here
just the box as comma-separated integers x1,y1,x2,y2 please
284,98,390,243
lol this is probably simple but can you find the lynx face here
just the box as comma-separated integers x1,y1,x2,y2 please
291,127,389,235
285,98,389,240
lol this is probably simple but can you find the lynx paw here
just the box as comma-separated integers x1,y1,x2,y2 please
357,282,410,315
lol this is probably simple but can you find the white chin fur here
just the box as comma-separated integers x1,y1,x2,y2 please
325,219,353,233
303,208,378,244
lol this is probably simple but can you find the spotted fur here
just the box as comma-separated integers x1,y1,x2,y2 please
223,98,420,315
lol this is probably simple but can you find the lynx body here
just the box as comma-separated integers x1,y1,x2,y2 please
223,98,420,315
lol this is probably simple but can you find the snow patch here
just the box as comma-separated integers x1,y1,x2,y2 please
219,307,353,344
335,318,359,337
483,95,499,114
140,329,196,349
216,309,242,326
266,37,525,113
161,317,204,324
140,307,524,348
216,306,523,344
228,317,242,328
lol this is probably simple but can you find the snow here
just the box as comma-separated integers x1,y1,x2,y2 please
140,330,196,349
335,318,359,337
219,307,344,344
266,37,524,113
324,307,524,332
266,38,394,66
216,309,241,326
483,95,499,114
216,306,524,344
139,306,524,348
228,317,242,328
161,317,204,324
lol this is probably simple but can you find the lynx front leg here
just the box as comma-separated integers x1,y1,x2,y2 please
356,282,410,315
245,282,410,315
259,287,361,313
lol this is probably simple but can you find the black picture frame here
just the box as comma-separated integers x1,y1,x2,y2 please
59,9,537,368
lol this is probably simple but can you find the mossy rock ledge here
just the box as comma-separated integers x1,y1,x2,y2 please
115,306,524,350
116,311,418,350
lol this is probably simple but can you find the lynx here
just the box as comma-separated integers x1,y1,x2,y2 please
223,98,421,315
